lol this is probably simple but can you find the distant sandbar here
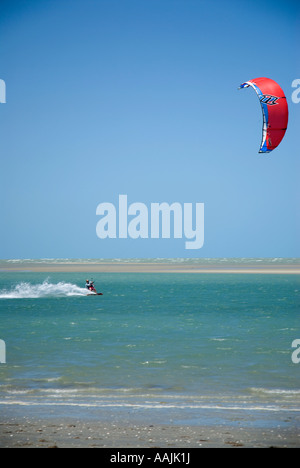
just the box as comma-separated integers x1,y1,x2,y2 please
1,259,299,274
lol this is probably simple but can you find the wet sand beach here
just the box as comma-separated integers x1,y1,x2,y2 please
1,417,299,448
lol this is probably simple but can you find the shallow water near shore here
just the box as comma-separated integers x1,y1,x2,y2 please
0,268,299,436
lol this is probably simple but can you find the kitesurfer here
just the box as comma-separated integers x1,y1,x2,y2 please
85,279,97,293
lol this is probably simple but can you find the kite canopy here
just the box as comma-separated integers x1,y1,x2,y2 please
239,77,288,153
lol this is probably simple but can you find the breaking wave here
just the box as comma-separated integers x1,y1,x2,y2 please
0,280,87,299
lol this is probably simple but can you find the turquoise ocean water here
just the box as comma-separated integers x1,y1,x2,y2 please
0,260,299,428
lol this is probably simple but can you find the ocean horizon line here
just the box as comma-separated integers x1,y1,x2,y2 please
1,257,300,263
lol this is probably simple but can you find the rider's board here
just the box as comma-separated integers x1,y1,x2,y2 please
87,293,103,296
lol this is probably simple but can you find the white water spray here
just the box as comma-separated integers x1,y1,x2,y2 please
0,280,87,299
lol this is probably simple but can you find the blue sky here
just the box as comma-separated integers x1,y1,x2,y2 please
0,0,299,258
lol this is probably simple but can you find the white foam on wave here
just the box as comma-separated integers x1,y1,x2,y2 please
1,399,300,412
0,280,87,299
250,387,300,396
